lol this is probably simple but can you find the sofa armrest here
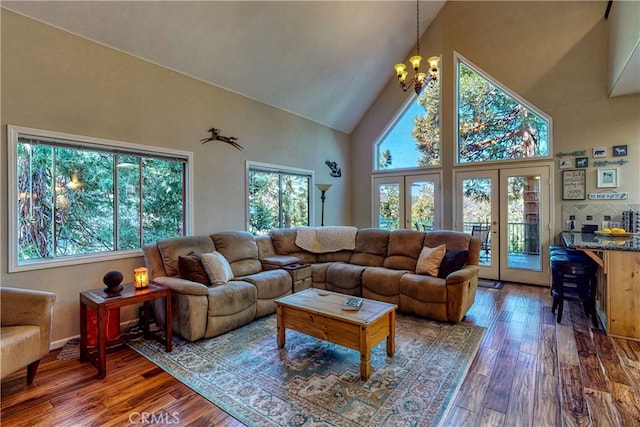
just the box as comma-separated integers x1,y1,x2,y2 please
0,288,56,329
444,265,480,285
1,287,56,354
152,277,209,296
445,265,480,322
261,255,300,270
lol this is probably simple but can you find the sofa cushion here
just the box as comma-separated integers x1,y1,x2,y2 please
416,244,446,276
152,276,209,295
438,250,469,279
350,228,389,267
207,281,257,317
317,250,352,263
200,252,234,285
211,231,262,276
269,228,318,264
362,266,408,304
157,235,216,277
325,263,365,296
178,253,209,285
240,269,292,300
383,230,426,271
311,262,333,287
399,273,447,303
425,230,471,252
270,228,303,255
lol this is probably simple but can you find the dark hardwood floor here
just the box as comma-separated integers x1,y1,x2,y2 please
2,283,639,426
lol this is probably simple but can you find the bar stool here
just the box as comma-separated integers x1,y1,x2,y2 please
550,253,598,327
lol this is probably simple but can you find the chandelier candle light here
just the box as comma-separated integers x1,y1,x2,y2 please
315,184,332,227
394,0,439,95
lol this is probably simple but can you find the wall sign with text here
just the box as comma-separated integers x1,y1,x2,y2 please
562,170,585,200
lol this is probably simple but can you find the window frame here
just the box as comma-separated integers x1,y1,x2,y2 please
7,125,194,272
245,161,314,233
454,51,553,166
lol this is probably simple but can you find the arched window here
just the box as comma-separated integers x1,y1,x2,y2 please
456,53,551,163
375,72,441,170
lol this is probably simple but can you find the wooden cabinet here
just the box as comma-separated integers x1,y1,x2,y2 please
591,249,640,341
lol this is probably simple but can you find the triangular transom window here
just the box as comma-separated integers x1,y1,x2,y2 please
456,53,551,163
375,75,441,170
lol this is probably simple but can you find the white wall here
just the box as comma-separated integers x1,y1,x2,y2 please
0,9,351,343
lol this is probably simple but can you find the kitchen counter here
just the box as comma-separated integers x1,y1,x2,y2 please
561,231,640,252
561,232,640,341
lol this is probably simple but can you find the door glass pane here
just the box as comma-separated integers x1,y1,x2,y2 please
410,181,435,231
506,175,541,270
378,183,400,230
462,178,492,266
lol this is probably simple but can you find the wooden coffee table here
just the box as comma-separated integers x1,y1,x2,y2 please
275,288,396,380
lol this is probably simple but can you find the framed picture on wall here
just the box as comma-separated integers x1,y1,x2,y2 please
612,145,627,157
559,159,572,169
562,170,585,200
597,167,619,188
592,147,607,158
575,157,588,168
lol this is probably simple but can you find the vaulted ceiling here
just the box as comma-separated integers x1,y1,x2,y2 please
2,1,446,134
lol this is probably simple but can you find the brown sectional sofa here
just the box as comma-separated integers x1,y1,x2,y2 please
143,228,480,342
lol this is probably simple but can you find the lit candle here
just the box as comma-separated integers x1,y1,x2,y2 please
134,267,149,289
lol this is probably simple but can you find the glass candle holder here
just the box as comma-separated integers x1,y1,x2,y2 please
134,267,149,289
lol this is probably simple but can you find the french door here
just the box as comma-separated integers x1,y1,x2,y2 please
454,165,551,285
373,173,441,231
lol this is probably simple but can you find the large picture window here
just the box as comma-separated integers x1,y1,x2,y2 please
8,125,192,271
247,162,311,235
456,53,551,163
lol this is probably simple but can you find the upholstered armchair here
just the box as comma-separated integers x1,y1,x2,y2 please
1,287,56,384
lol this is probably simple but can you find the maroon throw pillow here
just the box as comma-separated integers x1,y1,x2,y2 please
437,250,468,279
178,253,209,285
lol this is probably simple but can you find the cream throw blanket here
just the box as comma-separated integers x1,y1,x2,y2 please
295,226,357,253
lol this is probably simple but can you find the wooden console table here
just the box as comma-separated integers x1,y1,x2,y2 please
80,282,172,378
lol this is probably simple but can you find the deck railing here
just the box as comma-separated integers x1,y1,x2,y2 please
378,220,540,255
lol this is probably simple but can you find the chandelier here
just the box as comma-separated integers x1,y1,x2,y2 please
393,0,440,95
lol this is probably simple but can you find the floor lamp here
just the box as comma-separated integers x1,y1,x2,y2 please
315,184,332,226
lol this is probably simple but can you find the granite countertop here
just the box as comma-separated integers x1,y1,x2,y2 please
561,232,640,252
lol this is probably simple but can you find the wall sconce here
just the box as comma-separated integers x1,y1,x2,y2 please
134,267,149,289
315,184,332,227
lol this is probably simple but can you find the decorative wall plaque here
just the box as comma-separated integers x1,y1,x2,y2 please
588,192,628,200
562,170,585,200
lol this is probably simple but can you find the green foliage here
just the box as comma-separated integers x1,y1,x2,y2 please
378,184,400,230
413,81,441,166
462,178,491,223
457,61,549,163
16,139,185,262
379,150,392,169
411,182,435,223
248,169,309,235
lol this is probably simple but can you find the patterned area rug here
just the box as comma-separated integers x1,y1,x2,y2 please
56,339,80,360
128,313,485,426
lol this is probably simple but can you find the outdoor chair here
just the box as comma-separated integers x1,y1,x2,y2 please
471,225,491,260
